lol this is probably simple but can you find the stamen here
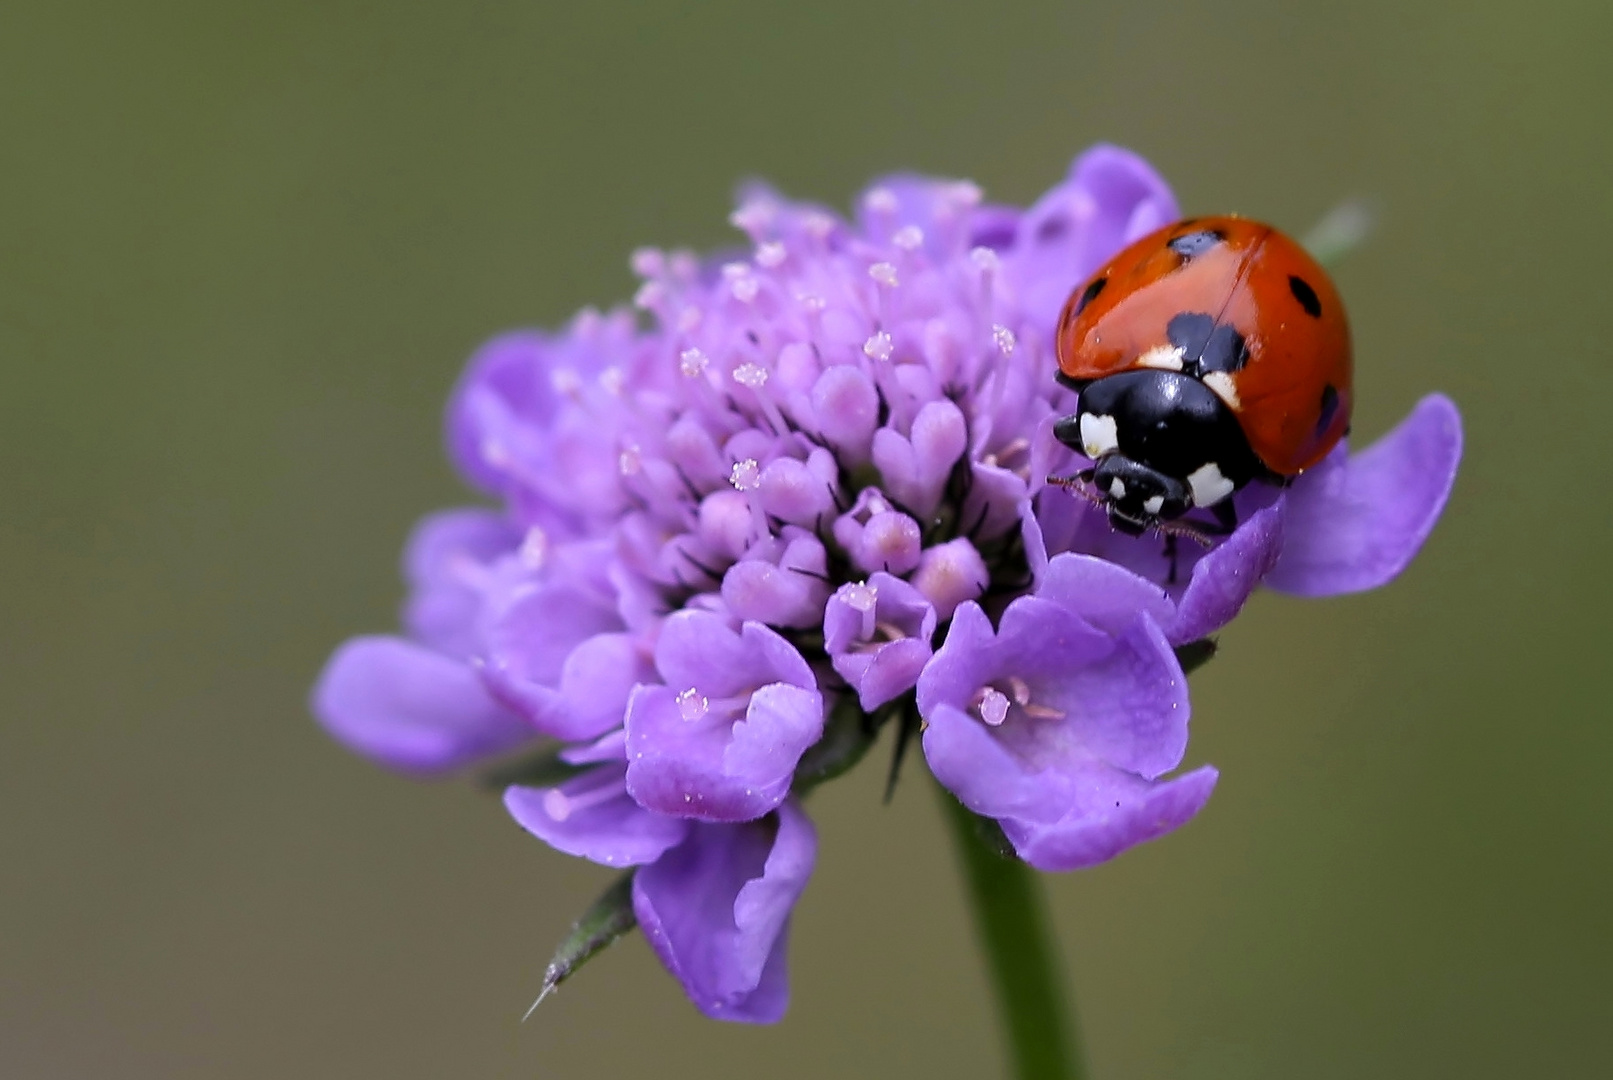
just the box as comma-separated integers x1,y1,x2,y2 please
863,332,895,362
969,246,1001,273
519,526,548,571
680,348,710,378
801,211,835,243
730,459,762,492
992,324,1017,357
755,241,787,269
676,687,709,722
629,247,665,279
633,280,666,314
732,363,768,389
863,186,898,217
1008,675,1032,706
598,366,625,396
869,262,900,288
974,686,1010,727
892,225,924,252
843,580,878,613
618,443,643,477
542,771,623,822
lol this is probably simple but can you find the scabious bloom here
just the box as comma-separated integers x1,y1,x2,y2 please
312,144,1462,1022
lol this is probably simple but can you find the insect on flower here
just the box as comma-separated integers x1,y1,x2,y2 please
1050,217,1352,548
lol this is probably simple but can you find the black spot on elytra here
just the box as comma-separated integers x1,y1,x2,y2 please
1071,276,1107,316
1317,384,1340,433
1167,228,1224,258
1289,275,1322,318
1166,312,1249,376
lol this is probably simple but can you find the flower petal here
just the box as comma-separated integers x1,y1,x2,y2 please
1167,501,1284,643
504,764,689,868
633,801,816,1023
1004,765,1219,872
1267,394,1463,597
400,507,519,658
311,636,533,774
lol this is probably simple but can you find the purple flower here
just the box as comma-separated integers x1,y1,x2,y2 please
312,141,1461,1023
824,572,937,711
917,591,1215,871
625,612,824,823
504,735,813,1022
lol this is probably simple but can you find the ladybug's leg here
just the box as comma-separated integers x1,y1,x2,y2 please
1164,533,1179,586
1210,498,1239,534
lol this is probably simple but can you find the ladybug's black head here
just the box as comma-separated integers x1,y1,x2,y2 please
1087,457,1190,535
1052,369,1264,535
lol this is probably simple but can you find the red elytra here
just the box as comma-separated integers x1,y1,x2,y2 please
1055,215,1352,477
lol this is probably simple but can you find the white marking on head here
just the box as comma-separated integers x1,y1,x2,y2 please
1202,371,1241,410
1079,413,1119,459
1136,344,1185,371
1142,494,1165,515
1108,478,1127,499
1187,462,1235,507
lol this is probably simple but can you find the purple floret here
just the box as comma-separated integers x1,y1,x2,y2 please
310,142,1462,1022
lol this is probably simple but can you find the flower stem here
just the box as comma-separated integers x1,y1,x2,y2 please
938,784,1086,1080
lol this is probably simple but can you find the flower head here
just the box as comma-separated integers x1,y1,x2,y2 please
311,143,1461,1022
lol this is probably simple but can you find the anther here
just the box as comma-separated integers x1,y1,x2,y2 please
893,225,924,252
730,459,762,491
676,687,710,722
863,332,895,362
630,247,665,278
869,262,899,288
679,348,710,378
519,526,549,571
992,324,1017,357
843,580,878,613
974,686,1010,727
732,363,769,389
755,241,787,269
863,187,898,216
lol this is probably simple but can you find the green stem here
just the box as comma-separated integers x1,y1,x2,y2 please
938,783,1086,1080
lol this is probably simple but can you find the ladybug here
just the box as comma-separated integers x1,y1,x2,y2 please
1052,215,1352,539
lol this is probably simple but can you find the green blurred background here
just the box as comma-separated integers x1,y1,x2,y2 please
2,1,1607,1076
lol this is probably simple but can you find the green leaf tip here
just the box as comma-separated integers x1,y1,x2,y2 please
523,869,638,1021
1174,638,1217,676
